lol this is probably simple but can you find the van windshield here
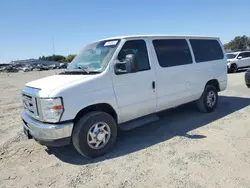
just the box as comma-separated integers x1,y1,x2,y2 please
66,39,120,73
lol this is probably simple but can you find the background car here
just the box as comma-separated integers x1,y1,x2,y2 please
227,51,250,73
245,68,250,88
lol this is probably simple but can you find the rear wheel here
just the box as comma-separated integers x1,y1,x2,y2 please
196,85,218,113
246,84,250,88
230,63,238,73
72,111,117,158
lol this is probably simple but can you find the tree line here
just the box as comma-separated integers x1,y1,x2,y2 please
39,54,76,63
224,35,250,51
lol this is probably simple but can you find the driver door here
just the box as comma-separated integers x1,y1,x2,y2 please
111,39,157,123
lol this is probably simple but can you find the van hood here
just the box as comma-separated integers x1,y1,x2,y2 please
25,74,90,96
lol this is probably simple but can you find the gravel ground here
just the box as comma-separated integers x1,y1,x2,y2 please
0,70,250,188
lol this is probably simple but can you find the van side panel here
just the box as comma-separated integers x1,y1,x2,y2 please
217,39,228,91
149,38,198,112
188,38,227,98
149,37,227,113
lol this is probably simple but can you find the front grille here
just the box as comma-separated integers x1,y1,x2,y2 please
22,93,39,119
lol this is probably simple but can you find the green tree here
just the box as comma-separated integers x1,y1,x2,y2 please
65,54,76,62
224,43,231,50
38,54,77,62
224,35,250,50
39,56,46,60
42,55,65,62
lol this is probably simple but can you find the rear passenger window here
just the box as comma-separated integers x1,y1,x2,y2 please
153,39,192,67
239,52,250,58
189,39,224,63
245,52,250,58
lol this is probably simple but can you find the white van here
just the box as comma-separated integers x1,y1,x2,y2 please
21,35,227,158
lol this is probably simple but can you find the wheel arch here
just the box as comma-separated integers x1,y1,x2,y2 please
205,79,220,91
73,103,118,124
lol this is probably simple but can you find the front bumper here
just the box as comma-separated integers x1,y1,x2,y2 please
21,111,73,146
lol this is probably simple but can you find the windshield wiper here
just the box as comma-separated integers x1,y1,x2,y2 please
77,66,89,73
59,70,101,75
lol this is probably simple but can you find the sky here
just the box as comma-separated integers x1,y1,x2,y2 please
0,0,250,63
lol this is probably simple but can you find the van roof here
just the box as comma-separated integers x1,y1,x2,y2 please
96,34,220,42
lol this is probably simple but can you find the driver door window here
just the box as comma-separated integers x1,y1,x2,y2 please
117,40,150,72
238,53,245,59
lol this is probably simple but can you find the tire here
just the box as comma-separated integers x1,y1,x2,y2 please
196,85,218,113
230,63,238,73
72,111,117,158
246,84,250,88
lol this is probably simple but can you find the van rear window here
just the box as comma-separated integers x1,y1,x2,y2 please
189,39,224,63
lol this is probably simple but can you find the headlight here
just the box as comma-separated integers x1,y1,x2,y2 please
39,97,64,123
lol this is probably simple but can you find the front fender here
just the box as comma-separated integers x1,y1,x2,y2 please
59,88,119,122
227,61,238,68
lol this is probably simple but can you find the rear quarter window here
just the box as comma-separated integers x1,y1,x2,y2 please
189,39,224,63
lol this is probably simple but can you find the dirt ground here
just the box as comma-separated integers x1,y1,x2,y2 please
0,70,250,188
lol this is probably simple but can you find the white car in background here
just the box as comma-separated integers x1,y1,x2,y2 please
227,51,250,73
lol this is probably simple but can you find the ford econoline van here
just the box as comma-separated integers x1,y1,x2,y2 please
21,35,227,158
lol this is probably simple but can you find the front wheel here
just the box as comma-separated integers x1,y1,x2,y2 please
72,111,117,158
230,63,238,73
196,85,218,113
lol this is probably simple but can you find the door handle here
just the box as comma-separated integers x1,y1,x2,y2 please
152,81,155,89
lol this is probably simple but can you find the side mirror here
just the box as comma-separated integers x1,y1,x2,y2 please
114,54,136,74
238,56,242,60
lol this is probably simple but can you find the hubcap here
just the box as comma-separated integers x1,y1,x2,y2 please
87,122,111,149
206,91,216,107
